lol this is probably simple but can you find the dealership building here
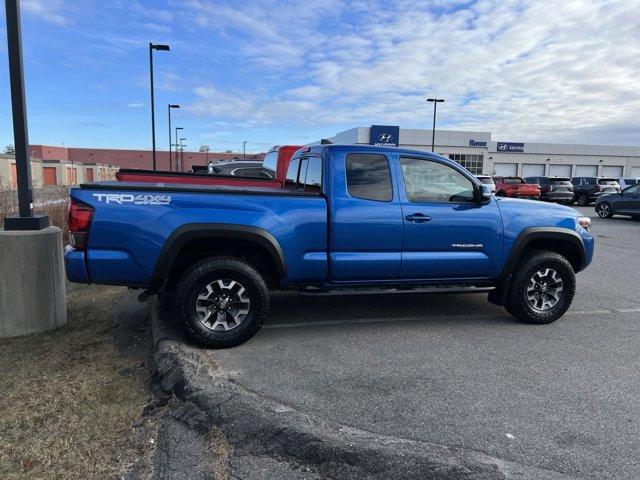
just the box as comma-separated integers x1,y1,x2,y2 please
322,126,640,179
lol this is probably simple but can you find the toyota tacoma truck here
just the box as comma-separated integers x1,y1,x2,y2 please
65,145,594,348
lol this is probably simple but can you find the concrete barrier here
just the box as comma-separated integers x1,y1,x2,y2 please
0,226,67,337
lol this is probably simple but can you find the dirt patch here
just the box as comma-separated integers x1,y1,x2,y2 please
0,284,155,479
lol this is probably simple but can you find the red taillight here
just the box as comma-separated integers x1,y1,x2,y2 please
68,200,94,250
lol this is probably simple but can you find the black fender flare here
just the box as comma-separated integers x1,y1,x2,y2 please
149,223,286,291
488,227,586,306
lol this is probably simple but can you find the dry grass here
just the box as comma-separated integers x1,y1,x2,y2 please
0,285,153,479
1,187,69,243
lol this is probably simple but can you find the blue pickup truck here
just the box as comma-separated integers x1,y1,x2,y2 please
65,145,594,347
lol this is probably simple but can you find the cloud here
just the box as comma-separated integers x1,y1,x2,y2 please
183,0,640,145
127,101,144,108
22,0,71,26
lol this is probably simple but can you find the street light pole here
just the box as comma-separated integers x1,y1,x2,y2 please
174,126,183,171
167,104,179,171
149,43,170,170
4,0,47,229
426,98,445,152
243,140,246,159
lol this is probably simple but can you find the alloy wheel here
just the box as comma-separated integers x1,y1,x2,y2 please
526,268,564,312
195,279,251,331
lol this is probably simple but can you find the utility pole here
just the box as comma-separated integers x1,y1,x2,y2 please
426,97,445,152
167,104,179,171
179,138,186,172
4,0,47,229
174,126,183,171
149,43,170,170
243,140,246,159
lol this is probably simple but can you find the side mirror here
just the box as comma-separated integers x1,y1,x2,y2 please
475,184,492,203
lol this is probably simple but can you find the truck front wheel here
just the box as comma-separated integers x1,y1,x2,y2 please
174,257,270,348
505,250,576,324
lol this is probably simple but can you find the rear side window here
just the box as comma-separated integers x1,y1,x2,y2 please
285,158,300,188
345,153,392,202
262,150,278,173
303,157,322,192
525,177,538,184
550,178,572,186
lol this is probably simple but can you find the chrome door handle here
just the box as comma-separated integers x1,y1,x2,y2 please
405,213,432,223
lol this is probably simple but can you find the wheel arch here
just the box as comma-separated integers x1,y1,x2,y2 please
488,227,586,306
150,223,286,292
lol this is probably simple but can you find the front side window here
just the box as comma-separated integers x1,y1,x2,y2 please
400,157,475,203
345,153,392,202
623,185,639,195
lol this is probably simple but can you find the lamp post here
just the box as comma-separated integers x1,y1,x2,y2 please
4,0,48,229
174,126,183,171
426,98,445,152
179,137,186,172
243,140,247,159
149,43,170,170
167,104,179,171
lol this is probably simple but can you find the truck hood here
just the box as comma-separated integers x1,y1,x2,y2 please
496,197,580,221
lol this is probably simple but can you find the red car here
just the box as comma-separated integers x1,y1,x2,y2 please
115,145,301,188
493,176,540,199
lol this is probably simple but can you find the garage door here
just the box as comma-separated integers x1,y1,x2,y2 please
602,165,623,178
549,164,572,177
493,163,517,176
86,168,94,182
522,164,545,177
575,165,598,177
43,167,57,185
630,166,640,177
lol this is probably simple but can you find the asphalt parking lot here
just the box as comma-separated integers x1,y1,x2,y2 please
205,206,640,479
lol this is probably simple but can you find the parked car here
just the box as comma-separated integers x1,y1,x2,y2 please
475,175,496,194
595,184,640,219
65,144,594,348
115,145,301,187
618,177,638,190
570,177,620,206
524,177,574,204
208,161,273,179
493,176,540,199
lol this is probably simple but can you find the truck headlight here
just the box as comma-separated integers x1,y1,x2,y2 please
578,216,591,231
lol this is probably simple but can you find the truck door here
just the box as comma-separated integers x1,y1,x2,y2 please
329,151,403,281
394,154,502,280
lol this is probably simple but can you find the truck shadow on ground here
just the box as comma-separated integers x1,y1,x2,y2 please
265,291,512,329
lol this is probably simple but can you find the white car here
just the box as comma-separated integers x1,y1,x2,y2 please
618,177,639,190
475,175,496,193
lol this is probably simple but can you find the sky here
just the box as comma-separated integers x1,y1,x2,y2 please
1,0,640,153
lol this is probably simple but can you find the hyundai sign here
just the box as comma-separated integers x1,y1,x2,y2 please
497,142,525,152
370,125,399,147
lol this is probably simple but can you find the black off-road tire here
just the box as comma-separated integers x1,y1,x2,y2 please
174,257,270,348
505,250,576,324
577,194,589,206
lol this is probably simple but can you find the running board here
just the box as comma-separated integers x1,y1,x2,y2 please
299,285,495,296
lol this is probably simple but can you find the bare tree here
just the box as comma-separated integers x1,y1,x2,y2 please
3,145,15,155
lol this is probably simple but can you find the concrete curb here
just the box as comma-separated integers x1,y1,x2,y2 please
152,300,578,480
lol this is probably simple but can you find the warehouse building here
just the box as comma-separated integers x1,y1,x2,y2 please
322,126,640,179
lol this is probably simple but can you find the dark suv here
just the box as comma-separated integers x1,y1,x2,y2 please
524,177,574,204
570,177,620,206
595,185,640,219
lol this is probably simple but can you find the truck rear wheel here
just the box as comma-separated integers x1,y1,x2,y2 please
505,250,575,324
174,257,269,348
